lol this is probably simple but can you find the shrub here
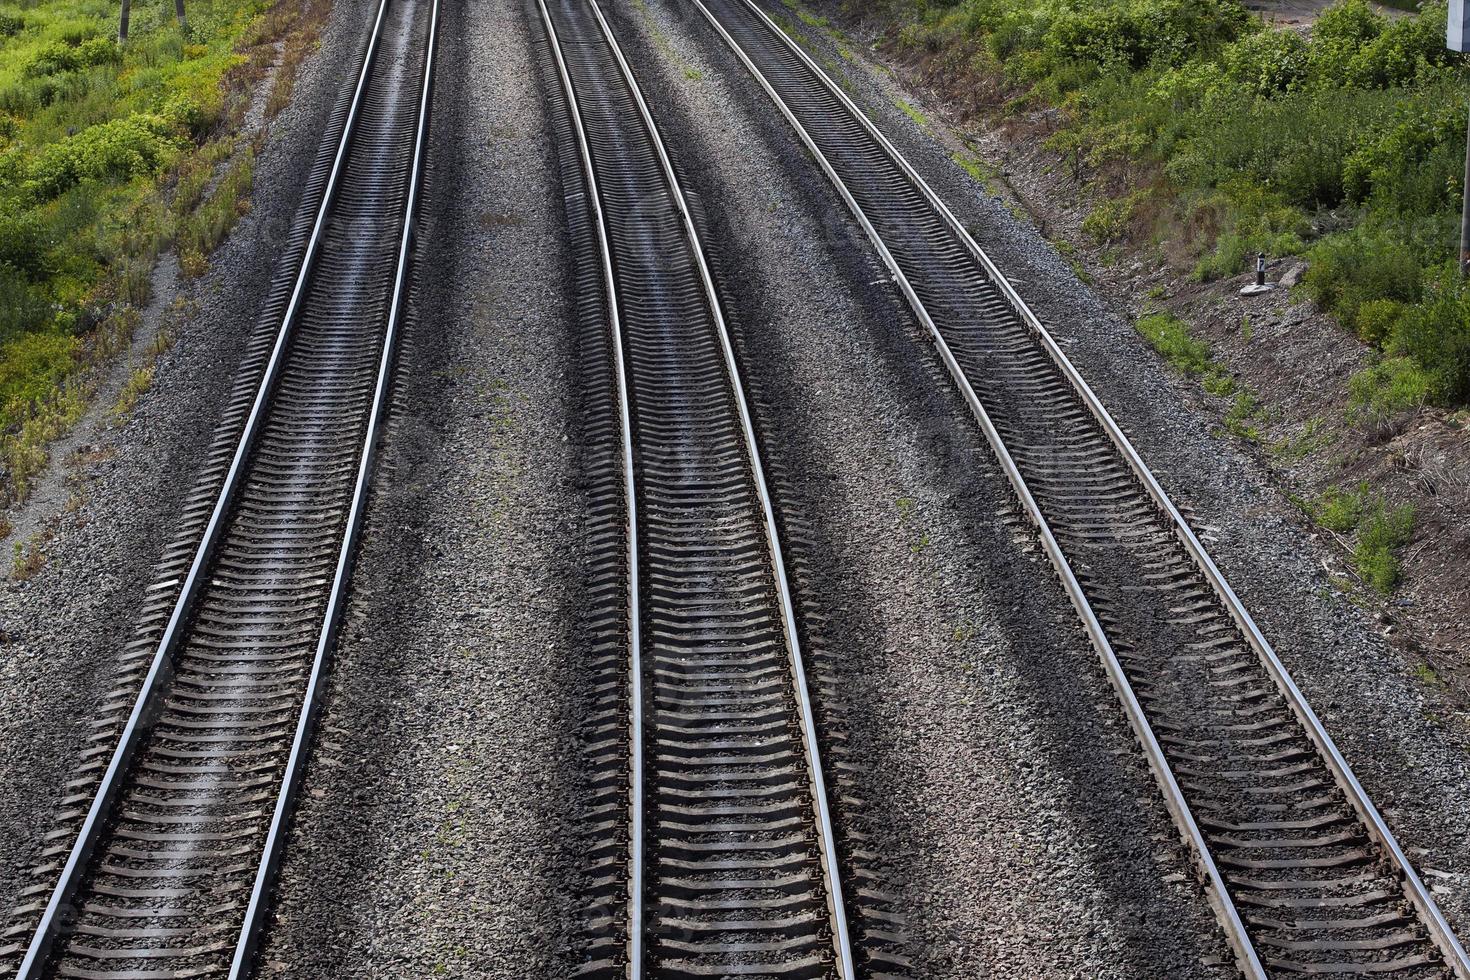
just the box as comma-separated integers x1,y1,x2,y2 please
1300,230,1422,333
1355,497,1415,592
1082,194,1135,243
0,204,54,281
1347,355,1430,432
1353,298,1403,345
0,13,24,36
1345,4,1453,89
1390,271,1470,404
1340,87,1466,219
27,113,183,199
1192,180,1307,279
0,330,78,421
1314,0,1382,45
1042,0,1250,72
1223,28,1308,95
24,37,117,79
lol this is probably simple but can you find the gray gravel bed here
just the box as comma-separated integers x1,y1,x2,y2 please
727,0,1470,942
0,0,374,901
602,0,1235,973
255,0,586,973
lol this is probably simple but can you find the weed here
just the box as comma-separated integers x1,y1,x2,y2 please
1224,389,1262,441
1411,660,1445,689
1310,481,1415,592
1313,483,1366,533
11,536,44,580
894,97,929,129
952,150,996,185
1354,497,1414,593
1271,415,1332,462
1136,310,1212,376
113,364,153,418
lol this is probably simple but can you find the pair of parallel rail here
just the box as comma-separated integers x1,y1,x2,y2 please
1,0,436,975
2,0,1465,975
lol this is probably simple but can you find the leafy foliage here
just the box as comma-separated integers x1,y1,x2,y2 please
893,0,1470,405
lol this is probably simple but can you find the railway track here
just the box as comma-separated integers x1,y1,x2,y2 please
682,0,1470,976
0,0,437,975
533,0,868,974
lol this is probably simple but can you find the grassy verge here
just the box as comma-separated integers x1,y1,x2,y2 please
0,0,309,507
877,0,1470,412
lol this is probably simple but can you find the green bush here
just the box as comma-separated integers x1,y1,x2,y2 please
1347,355,1430,428
0,204,54,281
1223,28,1308,95
1345,4,1453,89
27,112,183,198
1314,0,1382,46
24,37,117,78
1390,271,1470,404
0,330,77,418
1353,298,1403,346
1355,497,1415,592
1300,230,1422,333
1082,194,1136,243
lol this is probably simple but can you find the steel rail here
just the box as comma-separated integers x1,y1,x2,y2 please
225,0,439,973
533,0,647,968
540,0,856,972
685,0,1258,973
690,0,1470,974
14,0,395,973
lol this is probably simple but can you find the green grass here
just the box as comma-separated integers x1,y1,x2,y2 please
894,96,928,129
1136,310,1213,376
951,149,996,185
882,0,1470,407
0,0,289,503
1310,482,1416,592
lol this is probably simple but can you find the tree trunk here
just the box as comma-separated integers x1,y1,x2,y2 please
174,0,186,31
118,0,130,42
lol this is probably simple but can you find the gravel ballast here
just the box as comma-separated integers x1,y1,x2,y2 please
648,0,1470,953
593,0,1237,973
255,0,588,973
3,0,1465,971
0,0,375,902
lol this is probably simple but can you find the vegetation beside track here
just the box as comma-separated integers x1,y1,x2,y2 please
0,0,309,507
871,0,1470,412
